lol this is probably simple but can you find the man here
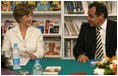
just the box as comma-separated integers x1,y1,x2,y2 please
73,2,117,63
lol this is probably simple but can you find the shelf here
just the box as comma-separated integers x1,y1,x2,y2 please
64,14,88,17
2,12,116,16
3,34,61,37
1,11,61,15
33,11,61,15
43,34,61,37
64,36,78,39
108,14,117,16
64,14,117,17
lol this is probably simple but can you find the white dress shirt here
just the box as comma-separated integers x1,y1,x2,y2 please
2,25,44,64
95,19,107,59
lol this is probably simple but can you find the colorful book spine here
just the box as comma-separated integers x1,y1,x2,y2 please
45,20,50,34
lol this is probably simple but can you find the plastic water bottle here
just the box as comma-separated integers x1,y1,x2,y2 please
13,43,21,69
33,60,42,75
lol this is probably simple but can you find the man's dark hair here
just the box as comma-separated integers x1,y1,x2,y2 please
89,2,108,18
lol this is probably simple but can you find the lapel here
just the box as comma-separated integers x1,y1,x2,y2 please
25,26,34,41
106,20,112,55
13,26,34,42
90,26,96,57
13,25,24,42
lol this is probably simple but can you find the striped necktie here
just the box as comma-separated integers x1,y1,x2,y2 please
96,27,104,60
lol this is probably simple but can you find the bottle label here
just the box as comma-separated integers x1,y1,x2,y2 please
13,58,20,64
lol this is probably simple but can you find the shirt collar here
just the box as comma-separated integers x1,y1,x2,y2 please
100,19,107,30
13,25,34,32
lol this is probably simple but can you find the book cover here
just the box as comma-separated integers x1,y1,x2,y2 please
3,20,16,34
44,37,61,56
49,20,59,34
66,21,74,36
37,26,44,33
38,1,50,11
32,20,45,33
11,1,26,11
38,21,45,33
67,41,71,58
70,39,74,58
1,1,12,12
26,1,37,11
69,21,77,36
50,1,61,11
81,1,88,14
77,1,84,14
43,66,61,75
64,41,68,57
7,21,17,30
50,26,59,33
65,1,71,14
111,1,117,14
45,20,50,34
69,1,74,14
64,21,73,36
71,20,80,35
72,1,77,14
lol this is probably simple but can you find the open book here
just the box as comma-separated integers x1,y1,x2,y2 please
43,66,61,75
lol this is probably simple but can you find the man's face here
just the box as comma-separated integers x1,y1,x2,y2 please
87,7,102,27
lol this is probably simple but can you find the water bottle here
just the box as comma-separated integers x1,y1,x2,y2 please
33,60,42,75
13,43,21,69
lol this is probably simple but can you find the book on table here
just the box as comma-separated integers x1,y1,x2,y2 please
43,66,61,75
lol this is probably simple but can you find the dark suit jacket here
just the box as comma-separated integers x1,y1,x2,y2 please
73,19,117,59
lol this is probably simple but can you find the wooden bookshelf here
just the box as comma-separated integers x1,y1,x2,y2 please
1,1,117,59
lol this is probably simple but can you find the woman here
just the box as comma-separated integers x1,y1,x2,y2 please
2,3,44,64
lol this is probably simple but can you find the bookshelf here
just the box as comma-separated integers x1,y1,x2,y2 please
62,1,117,59
1,1,117,59
1,11,61,15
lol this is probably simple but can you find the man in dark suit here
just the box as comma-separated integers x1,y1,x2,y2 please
73,2,117,63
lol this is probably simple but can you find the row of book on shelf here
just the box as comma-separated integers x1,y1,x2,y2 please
65,1,117,14
1,1,61,12
64,20,80,36
64,39,75,58
1,20,60,35
1,19,80,37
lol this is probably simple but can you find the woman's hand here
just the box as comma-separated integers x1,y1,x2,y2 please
25,50,37,60
29,53,37,60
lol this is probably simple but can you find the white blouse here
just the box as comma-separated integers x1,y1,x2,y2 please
2,25,44,63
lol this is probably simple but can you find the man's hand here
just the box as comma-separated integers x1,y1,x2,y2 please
77,54,89,63
25,50,37,60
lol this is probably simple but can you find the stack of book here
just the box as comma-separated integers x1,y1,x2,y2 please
1,1,61,12
65,1,117,15
64,20,80,36
65,1,85,14
32,20,59,34
64,39,75,58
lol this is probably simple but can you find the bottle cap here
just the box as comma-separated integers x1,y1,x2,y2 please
14,43,18,47
35,60,40,64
